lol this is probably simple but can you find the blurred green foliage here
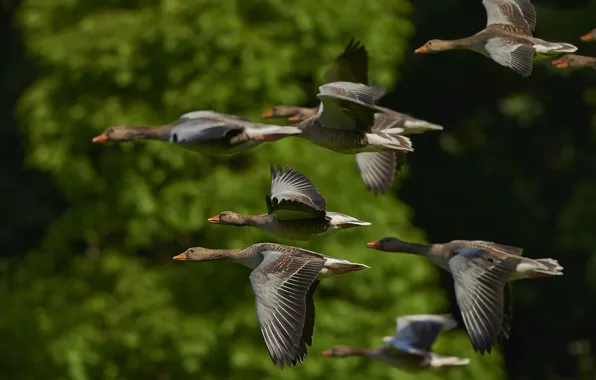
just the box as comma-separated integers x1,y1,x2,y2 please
3,0,596,379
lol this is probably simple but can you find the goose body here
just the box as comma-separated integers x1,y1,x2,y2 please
208,165,371,241
93,110,301,156
173,242,369,368
367,237,563,354
322,314,470,372
415,0,577,77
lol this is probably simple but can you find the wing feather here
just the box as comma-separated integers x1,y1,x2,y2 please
250,253,325,368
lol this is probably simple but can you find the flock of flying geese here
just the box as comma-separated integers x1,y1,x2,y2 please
92,0,572,373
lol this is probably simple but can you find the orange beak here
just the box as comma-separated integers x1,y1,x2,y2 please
581,33,593,42
366,241,381,249
551,58,569,69
288,115,301,122
321,350,333,357
173,252,187,260
207,215,220,224
92,132,109,143
261,109,274,119
414,45,429,54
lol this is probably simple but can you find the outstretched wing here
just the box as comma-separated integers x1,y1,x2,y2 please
249,252,325,368
266,165,327,219
324,38,369,84
483,0,536,34
485,38,534,77
170,117,243,144
317,82,385,132
449,251,521,354
392,314,458,352
354,152,397,194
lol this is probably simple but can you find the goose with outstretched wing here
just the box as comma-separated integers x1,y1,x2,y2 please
207,165,370,241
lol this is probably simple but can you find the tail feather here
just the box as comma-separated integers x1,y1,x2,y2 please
429,354,470,368
326,212,371,229
381,127,406,135
553,43,578,54
533,258,564,276
327,263,370,274
367,132,413,152
403,119,444,133
533,39,578,56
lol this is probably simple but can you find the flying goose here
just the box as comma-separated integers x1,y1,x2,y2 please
366,237,563,354
93,110,301,156
173,242,369,368
414,0,577,77
322,314,470,371
208,165,370,241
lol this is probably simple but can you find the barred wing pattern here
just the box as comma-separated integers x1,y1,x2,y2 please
249,252,325,368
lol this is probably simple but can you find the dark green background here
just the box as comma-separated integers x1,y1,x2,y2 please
2,0,595,379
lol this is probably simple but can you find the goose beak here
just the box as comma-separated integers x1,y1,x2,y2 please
414,45,429,54
173,252,187,260
321,350,333,357
581,33,593,42
92,132,109,143
288,115,301,121
366,241,381,249
207,215,220,224
261,109,274,119
552,58,569,69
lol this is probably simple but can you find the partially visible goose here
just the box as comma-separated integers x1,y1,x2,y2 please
552,54,596,70
256,81,414,194
415,0,577,77
173,242,369,368
262,106,318,121
264,105,443,135
93,110,302,156
581,28,596,42
208,165,370,241
322,314,470,371
260,39,442,194
366,237,563,354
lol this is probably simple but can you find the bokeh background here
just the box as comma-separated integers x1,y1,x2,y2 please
2,0,596,379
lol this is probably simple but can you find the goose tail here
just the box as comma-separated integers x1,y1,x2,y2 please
366,133,413,152
534,40,578,55
552,42,579,54
528,258,564,277
403,119,444,133
429,354,471,368
323,258,370,276
326,212,371,229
